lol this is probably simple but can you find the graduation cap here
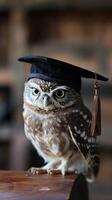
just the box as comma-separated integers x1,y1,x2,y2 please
18,56,108,137
18,56,108,94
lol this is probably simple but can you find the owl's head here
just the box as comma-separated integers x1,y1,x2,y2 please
24,78,81,112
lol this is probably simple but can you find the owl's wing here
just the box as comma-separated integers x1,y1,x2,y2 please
67,105,95,159
67,105,100,177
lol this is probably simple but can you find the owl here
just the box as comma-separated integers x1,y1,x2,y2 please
23,77,100,182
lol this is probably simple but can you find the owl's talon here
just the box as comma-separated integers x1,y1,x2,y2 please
48,169,62,175
27,167,47,175
46,168,52,175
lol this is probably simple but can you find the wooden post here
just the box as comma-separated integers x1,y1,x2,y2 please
0,171,89,200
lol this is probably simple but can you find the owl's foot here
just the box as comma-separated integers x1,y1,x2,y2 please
27,167,47,175
42,160,61,174
27,166,77,176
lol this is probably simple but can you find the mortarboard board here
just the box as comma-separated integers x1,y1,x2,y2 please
18,56,108,94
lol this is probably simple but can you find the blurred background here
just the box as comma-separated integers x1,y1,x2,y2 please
0,0,111,199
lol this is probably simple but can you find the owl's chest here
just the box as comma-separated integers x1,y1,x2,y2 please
24,111,67,139
24,110,74,157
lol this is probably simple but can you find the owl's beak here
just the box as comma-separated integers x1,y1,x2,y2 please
42,94,52,108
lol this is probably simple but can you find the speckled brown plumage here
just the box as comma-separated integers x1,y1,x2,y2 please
23,78,100,182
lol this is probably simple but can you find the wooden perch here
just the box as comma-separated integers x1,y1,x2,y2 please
0,171,89,200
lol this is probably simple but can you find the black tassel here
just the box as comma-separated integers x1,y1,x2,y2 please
90,73,101,137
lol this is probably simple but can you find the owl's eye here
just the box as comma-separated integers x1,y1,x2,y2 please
32,88,39,96
54,89,65,98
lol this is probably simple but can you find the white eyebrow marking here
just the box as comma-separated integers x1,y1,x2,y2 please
28,83,42,92
51,85,70,93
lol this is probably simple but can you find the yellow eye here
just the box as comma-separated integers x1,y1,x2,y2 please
54,89,65,98
32,88,39,96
